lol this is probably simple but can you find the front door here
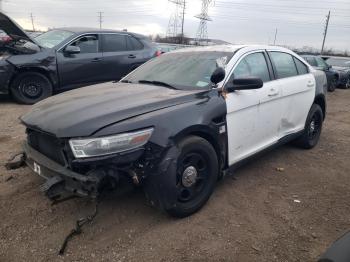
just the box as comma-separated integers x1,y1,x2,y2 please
56,34,103,90
225,51,282,165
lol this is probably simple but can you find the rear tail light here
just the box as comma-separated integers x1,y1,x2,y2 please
155,50,162,57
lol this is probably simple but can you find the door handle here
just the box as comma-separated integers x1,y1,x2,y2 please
307,82,315,87
268,88,279,97
91,58,102,62
128,54,136,59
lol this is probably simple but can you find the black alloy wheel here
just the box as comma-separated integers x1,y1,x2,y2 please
166,136,218,218
328,77,337,92
294,104,323,149
11,72,53,104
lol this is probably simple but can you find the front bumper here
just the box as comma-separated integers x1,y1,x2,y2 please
24,142,103,199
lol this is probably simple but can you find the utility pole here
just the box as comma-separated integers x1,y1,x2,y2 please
195,0,213,45
273,28,278,45
181,0,186,44
321,11,331,54
98,11,103,29
30,13,35,31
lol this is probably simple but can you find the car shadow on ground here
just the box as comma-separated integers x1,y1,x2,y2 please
0,94,13,103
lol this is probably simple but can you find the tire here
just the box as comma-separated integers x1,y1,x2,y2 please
345,78,350,89
165,136,218,218
11,72,53,104
294,104,323,149
327,76,337,92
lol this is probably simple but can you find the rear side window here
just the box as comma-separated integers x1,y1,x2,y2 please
102,34,127,52
294,58,309,75
269,52,298,79
127,36,144,50
233,52,271,82
304,57,317,67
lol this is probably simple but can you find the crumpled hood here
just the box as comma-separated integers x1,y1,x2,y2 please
21,82,205,138
0,12,35,43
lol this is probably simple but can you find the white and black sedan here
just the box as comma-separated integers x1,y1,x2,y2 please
20,45,327,217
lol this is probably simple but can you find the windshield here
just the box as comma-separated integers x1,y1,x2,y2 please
326,58,350,68
35,29,74,48
123,51,234,90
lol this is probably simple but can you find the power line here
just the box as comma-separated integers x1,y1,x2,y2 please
321,11,331,54
195,0,213,45
98,11,103,29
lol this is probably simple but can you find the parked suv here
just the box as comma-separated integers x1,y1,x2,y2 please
0,12,157,104
20,45,327,217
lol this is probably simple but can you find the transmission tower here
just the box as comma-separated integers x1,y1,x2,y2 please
195,0,213,45
166,0,186,42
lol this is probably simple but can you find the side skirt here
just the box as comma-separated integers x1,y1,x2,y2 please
224,130,304,175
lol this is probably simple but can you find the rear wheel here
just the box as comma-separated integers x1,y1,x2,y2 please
11,72,53,104
294,104,323,149
345,78,350,89
165,136,218,218
328,76,337,92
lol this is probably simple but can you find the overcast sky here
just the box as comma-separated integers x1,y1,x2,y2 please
2,0,350,51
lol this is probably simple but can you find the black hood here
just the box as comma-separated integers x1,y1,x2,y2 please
21,82,206,138
0,12,35,43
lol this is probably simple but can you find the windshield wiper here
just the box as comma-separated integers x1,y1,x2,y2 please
138,80,177,90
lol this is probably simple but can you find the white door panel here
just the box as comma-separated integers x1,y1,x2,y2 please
278,74,315,137
226,91,260,165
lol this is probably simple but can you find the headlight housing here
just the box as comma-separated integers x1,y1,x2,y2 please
69,128,154,158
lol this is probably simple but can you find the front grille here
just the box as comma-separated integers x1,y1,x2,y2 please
27,129,66,166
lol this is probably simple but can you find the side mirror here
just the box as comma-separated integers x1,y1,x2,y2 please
226,77,263,92
210,67,226,85
64,45,80,55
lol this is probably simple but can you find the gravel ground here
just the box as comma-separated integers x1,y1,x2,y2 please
0,89,350,262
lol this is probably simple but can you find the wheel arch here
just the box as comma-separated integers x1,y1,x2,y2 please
9,67,57,91
314,94,326,120
173,125,226,175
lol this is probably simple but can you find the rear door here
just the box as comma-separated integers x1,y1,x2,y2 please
100,33,145,81
56,34,103,90
268,51,315,137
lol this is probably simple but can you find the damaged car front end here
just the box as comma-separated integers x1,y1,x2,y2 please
19,48,231,216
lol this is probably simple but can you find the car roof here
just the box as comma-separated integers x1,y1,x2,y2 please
170,44,296,54
53,27,146,38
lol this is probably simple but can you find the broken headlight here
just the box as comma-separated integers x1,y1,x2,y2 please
69,128,154,158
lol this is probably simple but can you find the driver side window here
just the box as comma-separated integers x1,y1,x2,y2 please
70,34,99,54
233,52,271,82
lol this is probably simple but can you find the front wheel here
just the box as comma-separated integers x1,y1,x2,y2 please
11,72,53,104
165,136,219,218
294,104,323,149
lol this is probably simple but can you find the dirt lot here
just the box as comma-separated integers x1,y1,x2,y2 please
0,90,350,262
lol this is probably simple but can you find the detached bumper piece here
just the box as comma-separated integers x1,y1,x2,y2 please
23,142,114,201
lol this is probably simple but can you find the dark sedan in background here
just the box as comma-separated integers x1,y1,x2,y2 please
302,55,338,92
324,56,350,89
0,12,158,104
